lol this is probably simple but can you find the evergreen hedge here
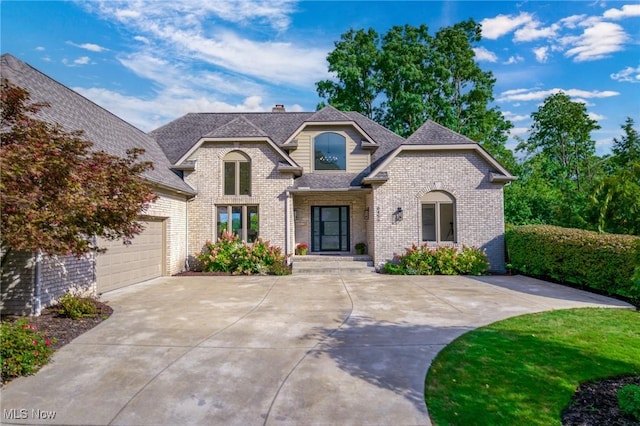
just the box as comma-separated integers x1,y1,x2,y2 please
505,225,640,299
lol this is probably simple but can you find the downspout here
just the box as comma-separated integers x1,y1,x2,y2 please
285,190,291,258
33,249,42,316
185,195,197,271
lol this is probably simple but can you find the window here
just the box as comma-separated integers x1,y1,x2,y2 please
223,151,250,195
314,132,346,170
421,191,455,243
217,205,259,242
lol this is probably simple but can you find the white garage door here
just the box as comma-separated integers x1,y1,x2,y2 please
96,219,165,293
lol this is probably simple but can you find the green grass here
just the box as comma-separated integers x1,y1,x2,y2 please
425,308,640,426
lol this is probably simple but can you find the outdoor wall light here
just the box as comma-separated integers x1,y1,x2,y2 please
393,207,403,222
364,207,370,221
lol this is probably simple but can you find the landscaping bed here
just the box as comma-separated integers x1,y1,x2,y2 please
562,375,640,425
1,299,112,385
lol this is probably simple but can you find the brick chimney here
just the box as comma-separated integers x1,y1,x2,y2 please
272,104,286,112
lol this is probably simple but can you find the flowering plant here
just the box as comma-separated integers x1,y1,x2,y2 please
1,319,55,381
295,243,308,255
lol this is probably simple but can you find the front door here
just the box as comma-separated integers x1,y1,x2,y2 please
312,206,350,252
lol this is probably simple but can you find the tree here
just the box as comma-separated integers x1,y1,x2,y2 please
376,24,433,136
611,116,640,169
316,21,514,170
0,80,157,262
588,118,640,235
316,28,380,118
518,92,600,190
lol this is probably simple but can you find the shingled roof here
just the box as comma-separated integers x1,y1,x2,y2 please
404,120,477,145
150,105,408,165
1,54,194,195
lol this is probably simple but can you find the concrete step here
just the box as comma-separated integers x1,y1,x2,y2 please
291,255,375,275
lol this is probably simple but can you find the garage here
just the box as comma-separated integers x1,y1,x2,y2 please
96,219,165,293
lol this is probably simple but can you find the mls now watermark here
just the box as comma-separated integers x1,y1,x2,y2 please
4,409,57,420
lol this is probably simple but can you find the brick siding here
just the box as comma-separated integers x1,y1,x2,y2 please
370,151,507,272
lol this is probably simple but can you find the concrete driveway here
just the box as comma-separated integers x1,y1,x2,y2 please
1,274,632,425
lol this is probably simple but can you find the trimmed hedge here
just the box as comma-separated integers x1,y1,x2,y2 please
505,225,640,299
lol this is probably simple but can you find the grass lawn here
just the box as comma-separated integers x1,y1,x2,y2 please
424,308,640,426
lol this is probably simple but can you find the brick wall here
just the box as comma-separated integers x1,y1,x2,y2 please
292,192,368,254
185,142,295,262
1,251,95,316
371,150,507,272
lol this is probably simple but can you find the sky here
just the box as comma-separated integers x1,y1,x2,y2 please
2,1,639,156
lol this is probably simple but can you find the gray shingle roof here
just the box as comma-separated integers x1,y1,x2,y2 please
292,173,365,190
150,107,410,166
404,120,476,145
305,105,352,122
204,116,268,139
1,54,194,195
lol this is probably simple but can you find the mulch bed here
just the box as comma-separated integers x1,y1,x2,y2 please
20,300,114,350
1,299,113,386
562,375,640,425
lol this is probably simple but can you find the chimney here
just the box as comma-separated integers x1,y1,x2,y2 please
272,104,286,112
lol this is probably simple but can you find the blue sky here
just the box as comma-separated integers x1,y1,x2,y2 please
2,1,639,155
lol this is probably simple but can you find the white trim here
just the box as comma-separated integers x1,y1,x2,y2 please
174,137,301,170
282,121,376,147
365,144,516,182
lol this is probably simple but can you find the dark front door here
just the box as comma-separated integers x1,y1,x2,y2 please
312,206,350,252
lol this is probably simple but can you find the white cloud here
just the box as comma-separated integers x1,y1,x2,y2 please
560,14,587,29
533,46,549,63
75,87,275,132
473,47,498,62
498,88,619,102
62,56,91,66
503,111,529,122
480,12,533,40
611,65,640,83
510,127,529,136
564,22,628,62
84,1,327,88
35,46,45,51
514,22,559,42
504,55,524,65
74,56,91,65
603,4,640,19
588,112,606,121
70,42,108,52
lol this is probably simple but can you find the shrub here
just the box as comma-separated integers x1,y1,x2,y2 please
618,384,640,421
57,293,97,320
1,319,55,381
505,225,640,298
197,231,290,275
381,245,488,275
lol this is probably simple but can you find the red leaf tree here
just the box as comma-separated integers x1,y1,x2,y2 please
1,80,157,262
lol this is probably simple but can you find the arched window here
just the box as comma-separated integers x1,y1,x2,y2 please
223,151,250,196
314,132,346,171
421,191,455,243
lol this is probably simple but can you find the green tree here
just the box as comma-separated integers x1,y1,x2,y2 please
611,116,640,169
316,21,514,170
316,28,380,118
588,118,640,234
0,80,157,262
376,24,433,136
518,92,600,190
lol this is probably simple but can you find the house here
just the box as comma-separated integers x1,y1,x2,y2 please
1,54,515,315
152,106,515,273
